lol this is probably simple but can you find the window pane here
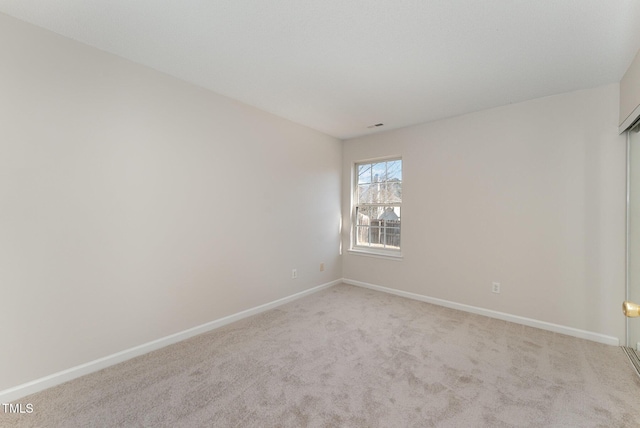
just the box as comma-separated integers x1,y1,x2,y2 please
356,205,374,225
368,183,383,204
383,227,401,248
377,183,402,203
355,225,370,246
357,206,401,222
357,160,402,204
371,163,386,182
358,184,373,204
378,206,400,221
357,205,381,223
356,205,401,249
386,160,402,181
370,226,381,245
359,184,400,204
358,164,372,184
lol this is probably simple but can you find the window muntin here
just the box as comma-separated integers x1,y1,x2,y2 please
353,158,402,253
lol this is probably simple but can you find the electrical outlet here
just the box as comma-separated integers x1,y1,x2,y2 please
292,269,297,279
320,263,325,272
492,282,501,293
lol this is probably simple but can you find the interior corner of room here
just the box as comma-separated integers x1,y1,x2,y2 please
1,4,640,409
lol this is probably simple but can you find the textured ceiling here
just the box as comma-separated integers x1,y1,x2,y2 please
2,1,640,139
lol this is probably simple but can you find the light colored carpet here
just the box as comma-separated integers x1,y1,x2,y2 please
4,283,640,427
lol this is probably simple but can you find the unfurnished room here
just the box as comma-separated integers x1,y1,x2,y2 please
2,1,640,427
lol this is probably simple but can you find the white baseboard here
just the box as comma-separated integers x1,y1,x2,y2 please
0,279,341,403
343,278,620,347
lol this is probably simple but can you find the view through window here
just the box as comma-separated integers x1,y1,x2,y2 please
353,158,402,253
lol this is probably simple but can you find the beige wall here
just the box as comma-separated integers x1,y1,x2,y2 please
343,84,626,341
0,13,342,391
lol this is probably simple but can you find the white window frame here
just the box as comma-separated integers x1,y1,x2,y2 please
350,157,402,259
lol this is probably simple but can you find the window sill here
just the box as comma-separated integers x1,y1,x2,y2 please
347,248,403,261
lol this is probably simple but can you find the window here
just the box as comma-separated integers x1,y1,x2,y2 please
352,158,402,255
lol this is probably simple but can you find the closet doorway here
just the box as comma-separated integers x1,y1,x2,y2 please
625,123,640,367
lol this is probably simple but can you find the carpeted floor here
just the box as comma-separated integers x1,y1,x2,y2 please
4,283,640,427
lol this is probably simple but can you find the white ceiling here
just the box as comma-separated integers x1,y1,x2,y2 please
2,1,640,139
